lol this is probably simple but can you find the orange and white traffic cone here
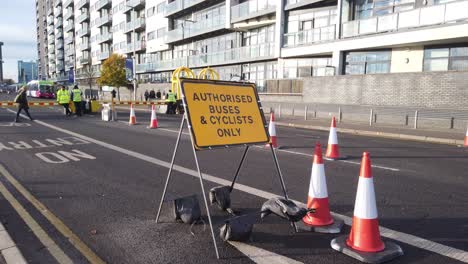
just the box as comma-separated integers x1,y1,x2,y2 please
325,117,345,160
148,104,158,129
266,112,278,148
299,142,343,233
464,127,468,147
129,103,137,125
331,152,403,263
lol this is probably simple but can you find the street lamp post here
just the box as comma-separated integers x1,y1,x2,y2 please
126,3,138,101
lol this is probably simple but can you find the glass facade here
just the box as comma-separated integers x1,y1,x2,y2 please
355,0,415,19
424,46,468,72
282,58,334,78
345,51,391,75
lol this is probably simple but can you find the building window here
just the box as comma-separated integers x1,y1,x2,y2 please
345,51,391,75
424,46,468,72
283,58,334,78
355,0,414,19
147,6,155,17
157,2,165,14
156,27,165,38
147,31,156,40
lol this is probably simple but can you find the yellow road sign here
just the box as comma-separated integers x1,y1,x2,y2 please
181,79,269,149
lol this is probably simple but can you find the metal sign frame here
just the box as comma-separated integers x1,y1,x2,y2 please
155,79,295,260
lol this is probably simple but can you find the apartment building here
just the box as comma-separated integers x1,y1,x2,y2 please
36,0,468,90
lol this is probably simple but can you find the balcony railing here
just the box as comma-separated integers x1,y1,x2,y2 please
136,57,187,73
57,51,65,59
64,9,74,19
64,0,73,8
231,0,276,22
64,23,74,32
78,41,90,51
48,38,55,45
283,25,336,47
95,14,112,27
98,51,110,60
66,60,75,68
56,72,69,81
47,26,55,35
125,41,146,53
55,19,63,28
54,7,62,16
65,36,74,44
342,0,468,38
124,17,145,33
164,0,205,17
80,57,90,64
97,32,112,43
55,0,62,7
96,0,112,11
77,27,90,37
76,0,89,9
123,0,145,13
77,11,90,23
56,41,64,49
165,11,225,43
47,16,54,25
47,7,54,16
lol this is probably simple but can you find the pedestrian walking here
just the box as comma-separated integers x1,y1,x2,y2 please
149,90,156,101
156,90,161,99
71,85,83,116
14,86,33,122
57,85,72,116
144,90,149,101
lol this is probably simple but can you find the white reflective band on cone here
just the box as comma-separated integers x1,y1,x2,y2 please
353,177,378,219
309,164,328,198
328,127,338,144
151,109,156,120
269,121,276,136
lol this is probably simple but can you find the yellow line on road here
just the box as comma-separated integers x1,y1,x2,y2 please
0,164,106,264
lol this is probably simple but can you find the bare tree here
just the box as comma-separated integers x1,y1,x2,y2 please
81,65,96,98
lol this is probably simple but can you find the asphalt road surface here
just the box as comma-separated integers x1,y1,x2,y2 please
0,101,467,264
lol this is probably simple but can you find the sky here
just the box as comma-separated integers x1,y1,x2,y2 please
0,0,37,82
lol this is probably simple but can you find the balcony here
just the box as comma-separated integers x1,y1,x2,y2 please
65,36,74,44
56,30,64,39
66,60,75,68
48,26,55,35
76,0,89,9
98,51,110,60
64,0,73,8
55,0,61,7
284,25,336,47
54,7,62,17
47,7,53,16
136,57,187,73
342,0,468,38
76,27,90,37
78,41,90,51
56,41,64,49
189,43,275,67
124,17,145,33
48,38,55,45
55,19,63,28
64,9,74,19
165,12,225,43
80,57,90,64
77,11,89,23
164,0,206,17
125,41,146,53
97,32,112,43
64,23,74,32
96,0,112,11
95,14,112,27
56,63,65,71
49,54,56,61
56,72,69,81
231,0,276,23
57,50,65,59
47,16,54,25
123,0,145,13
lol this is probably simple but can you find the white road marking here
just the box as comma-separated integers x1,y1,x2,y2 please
228,241,303,264
25,117,468,263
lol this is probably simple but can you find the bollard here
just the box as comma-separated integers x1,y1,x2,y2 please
414,110,418,129
314,109,317,118
338,107,342,123
278,104,282,119
450,117,455,129
305,105,308,120
369,109,373,126
374,113,377,124
292,106,295,117
405,115,409,126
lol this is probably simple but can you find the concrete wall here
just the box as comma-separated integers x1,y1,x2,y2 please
261,71,468,109
390,46,424,73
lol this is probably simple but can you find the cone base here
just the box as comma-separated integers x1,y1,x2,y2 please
297,217,344,234
331,236,403,264
324,155,348,161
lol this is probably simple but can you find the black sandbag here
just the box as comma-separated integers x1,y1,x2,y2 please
219,214,256,242
172,195,201,224
209,186,232,211
260,197,308,222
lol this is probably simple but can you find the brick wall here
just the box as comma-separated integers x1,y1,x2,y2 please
262,71,468,109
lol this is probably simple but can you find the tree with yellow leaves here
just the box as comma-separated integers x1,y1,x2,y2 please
97,54,128,101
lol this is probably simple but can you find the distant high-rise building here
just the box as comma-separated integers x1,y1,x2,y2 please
17,60,38,84
0,41,4,82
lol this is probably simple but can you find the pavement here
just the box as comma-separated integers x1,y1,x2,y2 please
0,94,467,263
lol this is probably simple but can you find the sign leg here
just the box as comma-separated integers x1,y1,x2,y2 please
269,144,298,233
229,145,249,192
155,117,185,223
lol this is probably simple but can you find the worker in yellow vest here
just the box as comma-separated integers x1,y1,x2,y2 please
57,85,72,116
71,85,83,116
166,90,177,114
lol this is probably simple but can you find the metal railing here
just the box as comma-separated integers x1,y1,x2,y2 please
96,0,111,11
189,43,275,66
284,25,336,47
125,41,146,53
77,27,90,37
165,12,225,43
64,23,74,32
231,0,276,21
64,9,73,19
54,7,62,16
47,26,55,35
164,0,205,16
136,57,187,73
342,0,468,38
65,36,74,44
64,0,73,7
77,11,90,23
80,57,90,64
76,0,89,9
95,14,111,27
55,19,63,28
79,41,90,51
124,17,145,33
98,51,110,60
123,0,145,12
56,31,63,39
97,32,112,43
